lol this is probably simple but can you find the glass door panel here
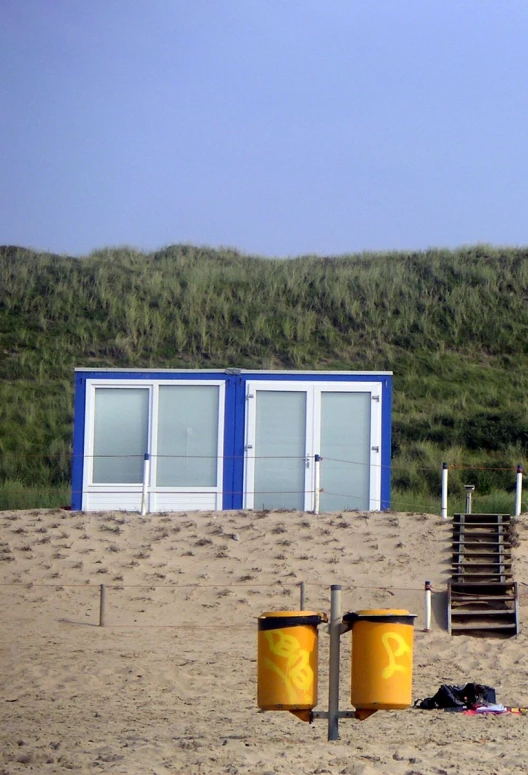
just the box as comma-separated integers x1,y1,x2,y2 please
319,392,371,511
93,388,149,483
156,385,219,486
253,391,307,510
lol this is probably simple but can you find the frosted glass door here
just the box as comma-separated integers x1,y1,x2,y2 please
156,385,219,486
253,391,307,510
93,388,149,483
319,392,371,511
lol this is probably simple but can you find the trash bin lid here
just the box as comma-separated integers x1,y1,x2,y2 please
258,611,325,630
343,609,416,625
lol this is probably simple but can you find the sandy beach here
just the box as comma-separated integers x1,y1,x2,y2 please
2,507,528,774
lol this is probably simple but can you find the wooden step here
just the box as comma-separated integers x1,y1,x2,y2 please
451,558,512,564
452,530,508,537
451,596,515,603
451,554,512,561
451,581,516,595
453,538,510,551
453,568,512,573
452,528,510,533
453,523,511,528
453,568,513,573
451,595,516,603
451,546,512,552
450,622,517,631
453,511,511,519
453,514,511,520
453,576,513,582
452,579,513,585
451,566,512,572
451,609,515,616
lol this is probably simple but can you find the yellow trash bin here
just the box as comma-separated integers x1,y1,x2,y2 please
257,610,324,713
343,609,416,714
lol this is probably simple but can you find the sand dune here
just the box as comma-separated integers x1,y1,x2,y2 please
1,507,528,774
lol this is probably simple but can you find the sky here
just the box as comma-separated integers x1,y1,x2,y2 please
1,0,528,258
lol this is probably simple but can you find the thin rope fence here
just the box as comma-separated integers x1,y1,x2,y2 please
0,579,438,629
0,581,432,591
1,452,526,517
3,449,527,472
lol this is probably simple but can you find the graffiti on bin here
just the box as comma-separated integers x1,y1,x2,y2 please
264,630,313,704
381,632,411,680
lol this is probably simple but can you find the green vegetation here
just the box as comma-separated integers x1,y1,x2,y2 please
1,243,527,513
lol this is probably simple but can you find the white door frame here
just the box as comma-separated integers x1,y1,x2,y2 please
149,380,225,512
312,383,382,510
83,379,225,512
244,380,382,511
244,381,314,510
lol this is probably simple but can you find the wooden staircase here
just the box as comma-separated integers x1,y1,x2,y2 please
448,513,519,636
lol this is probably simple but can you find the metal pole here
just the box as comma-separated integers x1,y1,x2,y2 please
515,465,523,518
99,583,106,627
299,581,306,611
328,584,341,741
424,580,432,632
314,455,321,516
141,453,150,516
464,485,474,515
441,463,448,520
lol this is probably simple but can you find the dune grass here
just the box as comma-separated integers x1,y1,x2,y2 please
1,242,527,512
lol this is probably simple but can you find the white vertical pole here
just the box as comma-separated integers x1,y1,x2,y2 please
515,465,523,518
441,463,448,520
314,454,321,515
465,486,473,515
328,584,341,742
424,580,432,632
141,453,150,516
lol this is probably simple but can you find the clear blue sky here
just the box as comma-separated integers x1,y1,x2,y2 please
1,0,527,258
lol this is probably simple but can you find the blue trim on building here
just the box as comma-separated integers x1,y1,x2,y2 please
231,375,248,510
381,375,392,510
71,372,87,510
222,376,237,509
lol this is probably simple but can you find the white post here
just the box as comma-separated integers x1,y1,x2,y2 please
441,463,448,520
328,584,341,741
515,465,523,518
314,454,321,516
464,485,474,515
141,453,150,516
424,580,432,632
